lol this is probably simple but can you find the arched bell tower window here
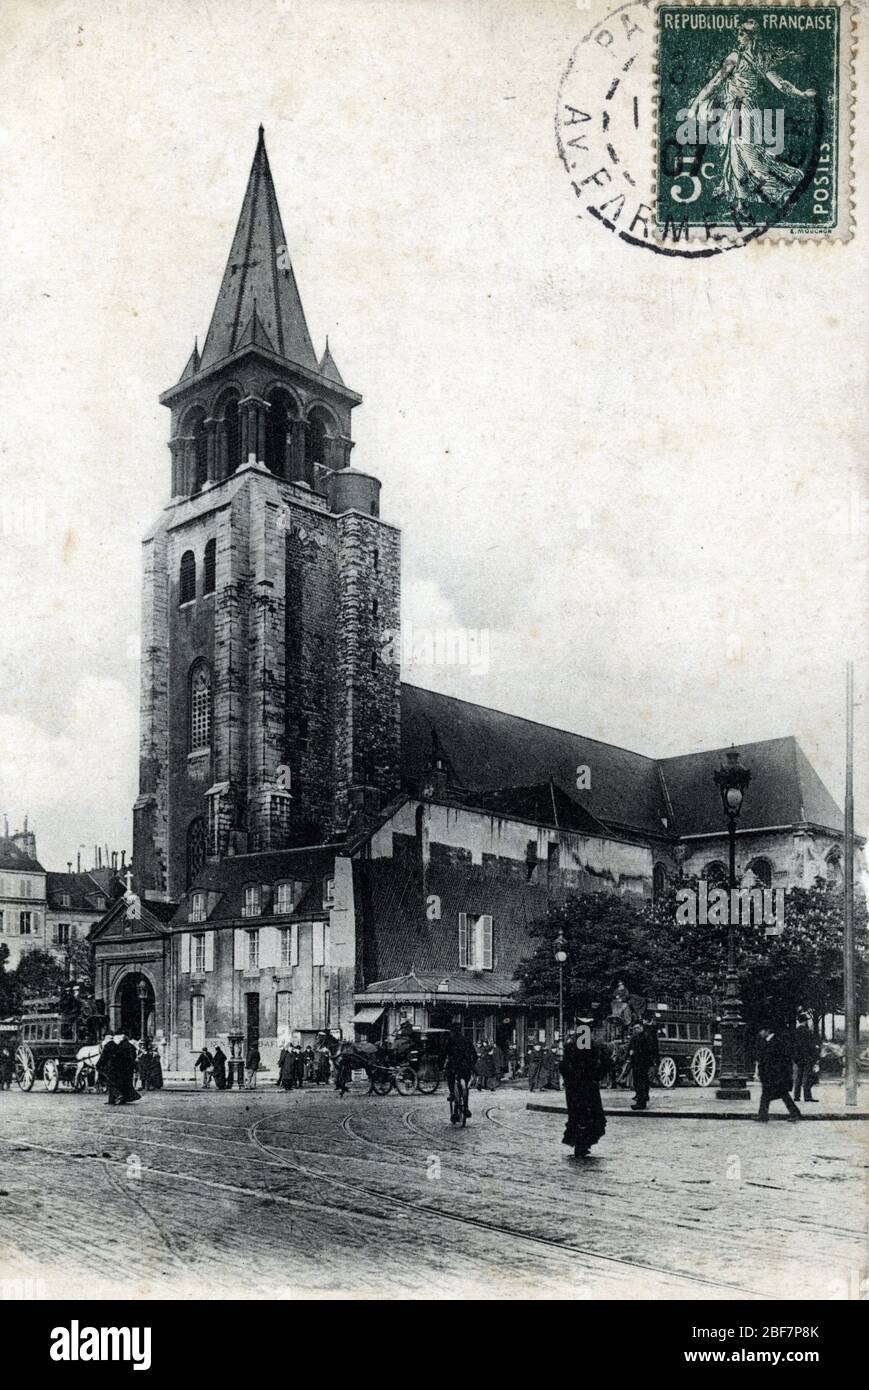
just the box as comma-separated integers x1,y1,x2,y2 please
304,406,331,479
703,861,728,887
826,848,844,887
265,389,293,477
193,415,208,493
179,550,196,605
224,399,241,475
186,817,208,889
203,538,216,595
189,661,212,752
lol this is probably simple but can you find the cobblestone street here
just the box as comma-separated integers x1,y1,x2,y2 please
0,1084,865,1300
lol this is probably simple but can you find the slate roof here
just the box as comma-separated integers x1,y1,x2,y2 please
658,737,845,836
399,685,846,839
359,970,521,1002
179,846,337,925
46,871,119,913
0,837,45,873
197,127,318,375
353,857,551,991
399,684,668,838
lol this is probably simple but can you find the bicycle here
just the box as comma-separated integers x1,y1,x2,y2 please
446,1071,471,1126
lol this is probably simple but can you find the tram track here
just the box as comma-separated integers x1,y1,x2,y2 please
246,1115,770,1299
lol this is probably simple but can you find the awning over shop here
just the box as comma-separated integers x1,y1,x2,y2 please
353,1006,386,1025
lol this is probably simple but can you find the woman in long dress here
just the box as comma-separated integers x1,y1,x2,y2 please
560,1025,607,1159
685,19,816,216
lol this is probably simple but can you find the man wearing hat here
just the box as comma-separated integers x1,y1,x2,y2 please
559,1015,606,1158
793,1015,820,1103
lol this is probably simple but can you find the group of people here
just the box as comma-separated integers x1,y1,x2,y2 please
96,1032,141,1105
756,1014,820,1121
277,1039,333,1090
526,1042,565,1091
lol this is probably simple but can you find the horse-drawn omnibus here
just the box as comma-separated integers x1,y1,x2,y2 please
13,997,109,1093
599,992,720,1089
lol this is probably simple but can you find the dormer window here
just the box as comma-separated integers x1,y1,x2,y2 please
323,876,335,907
190,891,206,923
60,892,72,907
242,884,261,919
274,881,299,915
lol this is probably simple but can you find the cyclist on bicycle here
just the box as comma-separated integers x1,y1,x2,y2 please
444,1025,477,1122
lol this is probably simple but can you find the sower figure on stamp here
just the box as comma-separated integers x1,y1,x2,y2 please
683,18,816,218
560,1020,607,1160
757,1026,802,1122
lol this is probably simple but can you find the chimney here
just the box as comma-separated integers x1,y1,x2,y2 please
76,850,81,873
121,850,126,870
67,861,73,873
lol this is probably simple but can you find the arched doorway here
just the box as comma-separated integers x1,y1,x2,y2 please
116,972,156,1040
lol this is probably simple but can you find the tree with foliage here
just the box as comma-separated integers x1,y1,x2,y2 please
13,948,67,1004
517,876,867,1037
0,941,16,1016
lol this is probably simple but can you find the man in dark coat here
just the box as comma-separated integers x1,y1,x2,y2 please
625,1022,656,1110
97,1036,121,1105
212,1045,228,1090
757,1027,801,1121
792,1016,820,1102
196,1047,214,1087
115,1034,140,1104
0,1044,13,1090
560,1023,607,1158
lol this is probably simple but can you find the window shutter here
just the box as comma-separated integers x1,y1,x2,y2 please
180,932,191,974
291,922,299,967
479,915,493,970
260,926,279,969
458,913,468,968
234,928,246,969
312,921,325,967
204,932,215,972
71,923,78,940
323,923,331,969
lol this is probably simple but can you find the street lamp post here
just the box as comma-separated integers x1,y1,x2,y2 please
137,978,149,1044
554,933,568,1042
713,747,752,1100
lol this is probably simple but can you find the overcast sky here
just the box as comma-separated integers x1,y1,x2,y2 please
1,0,867,871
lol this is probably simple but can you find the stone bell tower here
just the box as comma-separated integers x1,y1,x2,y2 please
133,128,401,901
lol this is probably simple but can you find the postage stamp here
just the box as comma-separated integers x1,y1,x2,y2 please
655,4,854,240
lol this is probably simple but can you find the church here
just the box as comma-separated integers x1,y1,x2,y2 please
92,130,853,1073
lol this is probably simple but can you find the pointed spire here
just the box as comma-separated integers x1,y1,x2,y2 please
236,300,275,353
199,128,317,374
179,337,200,382
319,335,345,385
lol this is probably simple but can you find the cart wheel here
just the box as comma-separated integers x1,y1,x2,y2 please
416,1061,441,1095
691,1046,716,1087
370,1066,394,1096
42,1059,60,1093
394,1066,418,1097
658,1056,678,1089
15,1044,35,1092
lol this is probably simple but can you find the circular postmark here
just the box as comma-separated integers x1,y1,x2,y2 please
556,0,827,257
